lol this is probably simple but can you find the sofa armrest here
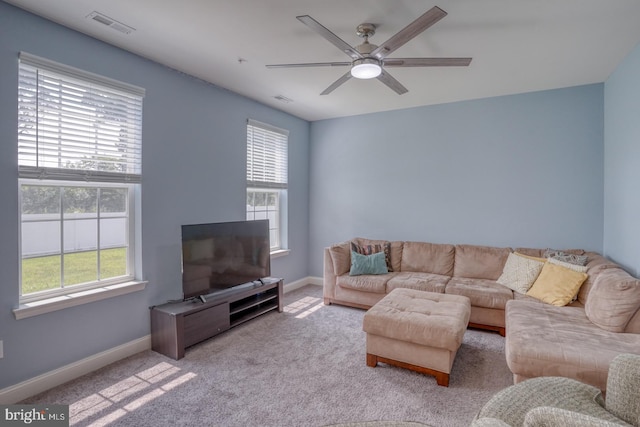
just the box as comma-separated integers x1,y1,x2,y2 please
323,247,338,302
606,353,640,425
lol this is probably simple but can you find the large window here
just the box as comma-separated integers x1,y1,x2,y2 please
17,52,144,301
246,119,288,252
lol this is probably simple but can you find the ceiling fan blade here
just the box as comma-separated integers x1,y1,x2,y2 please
371,6,447,60
320,71,352,95
266,62,351,69
383,57,472,67
377,69,408,95
297,15,363,60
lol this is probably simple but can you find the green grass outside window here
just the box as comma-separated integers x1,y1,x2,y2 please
22,247,127,295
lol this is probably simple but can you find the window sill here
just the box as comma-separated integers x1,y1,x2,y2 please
13,280,147,320
270,249,290,259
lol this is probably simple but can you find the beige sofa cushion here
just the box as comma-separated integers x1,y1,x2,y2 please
337,273,395,294
328,241,351,276
505,299,640,391
453,244,511,280
446,278,513,310
513,291,585,308
578,253,621,305
386,272,449,294
400,241,455,276
585,267,640,333
513,247,545,258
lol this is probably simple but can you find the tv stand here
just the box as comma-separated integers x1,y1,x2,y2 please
150,278,283,360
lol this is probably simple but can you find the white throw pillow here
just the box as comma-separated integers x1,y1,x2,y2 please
497,252,546,294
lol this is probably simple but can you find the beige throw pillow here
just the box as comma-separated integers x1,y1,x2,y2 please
497,252,546,294
526,263,588,306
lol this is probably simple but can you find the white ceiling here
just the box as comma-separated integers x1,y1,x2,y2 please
6,0,640,121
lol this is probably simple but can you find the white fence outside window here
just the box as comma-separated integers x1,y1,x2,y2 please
21,212,126,257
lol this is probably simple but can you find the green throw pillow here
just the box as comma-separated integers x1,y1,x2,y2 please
349,250,388,276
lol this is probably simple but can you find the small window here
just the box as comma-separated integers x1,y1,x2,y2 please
17,52,144,302
246,119,288,251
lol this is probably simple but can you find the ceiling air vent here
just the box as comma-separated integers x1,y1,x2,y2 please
87,11,135,35
273,95,293,104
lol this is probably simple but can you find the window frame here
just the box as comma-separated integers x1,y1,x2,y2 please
246,119,289,253
16,52,145,305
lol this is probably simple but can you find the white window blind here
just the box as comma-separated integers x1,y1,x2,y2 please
246,119,288,189
17,52,145,183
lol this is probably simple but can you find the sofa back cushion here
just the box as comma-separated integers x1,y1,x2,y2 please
328,241,351,276
453,244,511,280
513,247,544,258
400,242,455,276
578,253,621,305
585,267,640,332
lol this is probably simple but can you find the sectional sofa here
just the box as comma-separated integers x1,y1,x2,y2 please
323,237,640,390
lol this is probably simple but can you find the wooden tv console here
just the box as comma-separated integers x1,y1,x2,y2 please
150,278,283,359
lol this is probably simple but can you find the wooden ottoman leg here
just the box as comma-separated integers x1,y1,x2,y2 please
367,353,451,387
366,353,378,367
435,372,449,387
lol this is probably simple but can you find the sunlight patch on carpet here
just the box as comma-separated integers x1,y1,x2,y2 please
283,296,325,318
295,302,324,319
68,362,197,425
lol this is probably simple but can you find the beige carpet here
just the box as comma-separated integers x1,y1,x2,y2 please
23,285,513,426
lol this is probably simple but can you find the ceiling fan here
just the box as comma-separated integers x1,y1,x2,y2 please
266,6,472,95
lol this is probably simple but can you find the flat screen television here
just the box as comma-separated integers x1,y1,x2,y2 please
181,219,271,299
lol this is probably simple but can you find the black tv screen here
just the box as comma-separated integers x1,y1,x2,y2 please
181,220,271,299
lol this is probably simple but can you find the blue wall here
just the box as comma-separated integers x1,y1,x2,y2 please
308,85,605,276
2,0,638,397
0,2,310,389
604,42,640,277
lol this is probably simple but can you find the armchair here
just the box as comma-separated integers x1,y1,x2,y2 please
471,353,640,426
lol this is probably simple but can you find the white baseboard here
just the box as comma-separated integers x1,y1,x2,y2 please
1,277,324,404
0,335,151,404
283,276,323,293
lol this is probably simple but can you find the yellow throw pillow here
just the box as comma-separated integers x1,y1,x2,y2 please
526,262,588,306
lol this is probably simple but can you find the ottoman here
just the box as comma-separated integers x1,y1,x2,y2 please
363,288,471,387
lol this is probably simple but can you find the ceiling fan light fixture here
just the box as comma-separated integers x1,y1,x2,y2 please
351,58,381,79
